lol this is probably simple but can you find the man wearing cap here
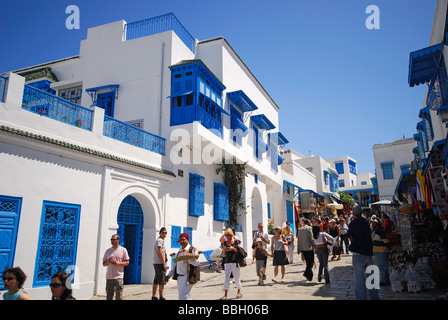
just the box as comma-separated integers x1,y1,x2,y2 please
165,233,200,300
346,204,380,300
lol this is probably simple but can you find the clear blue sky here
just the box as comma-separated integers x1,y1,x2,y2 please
0,0,437,174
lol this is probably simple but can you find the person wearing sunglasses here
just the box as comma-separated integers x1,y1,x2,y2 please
102,234,130,300
2,267,34,300
50,272,76,300
152,227,168,300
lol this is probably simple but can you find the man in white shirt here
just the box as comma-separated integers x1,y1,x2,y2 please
253,223,270,280
165,233,200,300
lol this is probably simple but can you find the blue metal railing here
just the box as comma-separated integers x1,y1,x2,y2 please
125,13,195,53
103,115,166,155
22,84,93,131
0,75,7,102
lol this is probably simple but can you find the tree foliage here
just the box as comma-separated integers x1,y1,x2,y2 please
216,158,248,226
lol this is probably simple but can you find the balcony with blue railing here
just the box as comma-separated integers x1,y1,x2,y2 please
0,75,7,102
103,116,166,155
19,83,165,156
22,84,93,131
124,13,195,54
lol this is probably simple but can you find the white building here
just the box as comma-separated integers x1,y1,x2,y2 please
0,13,296,299
326,155,376,207
372,138,416,201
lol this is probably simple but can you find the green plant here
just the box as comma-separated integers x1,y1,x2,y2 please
216,158,248,226
339,191,354,208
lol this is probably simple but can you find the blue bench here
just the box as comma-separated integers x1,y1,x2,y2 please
202,249,217,269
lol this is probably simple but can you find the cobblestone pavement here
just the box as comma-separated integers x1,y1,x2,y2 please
90,253,447,300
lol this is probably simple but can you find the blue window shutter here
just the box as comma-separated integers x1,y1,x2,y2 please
335,162,344,174
189,173,205,217
214,183,229,222
171,225,181,248
183,227,193,246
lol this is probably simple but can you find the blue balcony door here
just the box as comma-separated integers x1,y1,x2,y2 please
0,196,22,290
117,195,143,284
97,91,115,117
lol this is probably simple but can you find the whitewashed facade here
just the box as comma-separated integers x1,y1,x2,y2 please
0,13,301,299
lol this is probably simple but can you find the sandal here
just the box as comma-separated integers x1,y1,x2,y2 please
236,293,242,299
220,296,227,300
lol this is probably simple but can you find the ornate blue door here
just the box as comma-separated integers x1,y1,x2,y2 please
117,196,143,284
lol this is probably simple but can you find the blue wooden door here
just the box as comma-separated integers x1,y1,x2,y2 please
117,196,143,284
286,200,295,235
0,196,22,290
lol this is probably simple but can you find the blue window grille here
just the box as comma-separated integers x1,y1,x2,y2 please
22,84,93,131
339,179,345,188
103,115,166,155
335,162,344,174
214,183,229,222
171,225,181,249
348,160,357,175
183,227,193,246
58,85,83,105
34,201,81,287
125,13,195,54
0,195,22,290
381,162,394,180
0,75,7,102
189,173,205,217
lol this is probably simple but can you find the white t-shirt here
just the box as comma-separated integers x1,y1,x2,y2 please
153,237,166,264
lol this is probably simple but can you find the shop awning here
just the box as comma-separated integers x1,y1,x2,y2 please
394,171,414,196
227,90,258,112
408,43,444,87
251,114,276,130
283,180,324,199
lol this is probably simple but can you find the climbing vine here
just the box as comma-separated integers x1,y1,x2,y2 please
216,158,248,226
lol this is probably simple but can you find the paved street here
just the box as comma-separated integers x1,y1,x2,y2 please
90,252,447,300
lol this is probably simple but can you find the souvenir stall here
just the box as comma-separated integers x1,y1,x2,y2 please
391,148,448,292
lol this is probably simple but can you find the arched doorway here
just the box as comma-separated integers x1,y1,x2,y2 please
117,195,143,284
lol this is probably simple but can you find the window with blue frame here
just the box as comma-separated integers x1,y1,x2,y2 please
329,173,339,192
34,201,81,287
339,179,345,188
171,225,181,249
97,91,115,117
335,162,344,174
381,162,394,180
169,60,227,138
349,160,357,175
0,195,22,290
230,106,247,145
189,173,205,217
324,171,329,185
214,183,229,222
183,227,193,246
